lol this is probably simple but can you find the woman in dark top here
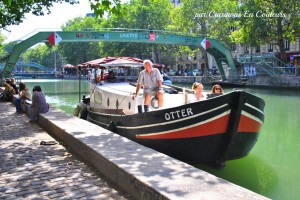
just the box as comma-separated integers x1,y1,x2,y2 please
29,85,49,122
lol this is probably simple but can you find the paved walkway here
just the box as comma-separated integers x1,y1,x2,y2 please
0,101,133,200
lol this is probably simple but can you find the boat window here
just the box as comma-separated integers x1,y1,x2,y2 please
128,102,131,110
94,92,102,105
107,97,110,107
116,99,119,108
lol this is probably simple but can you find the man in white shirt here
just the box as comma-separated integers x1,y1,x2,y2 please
133,59,164,110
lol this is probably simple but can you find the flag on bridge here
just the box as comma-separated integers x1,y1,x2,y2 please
201,38,210,49
149,32,155,41
48,32,62,46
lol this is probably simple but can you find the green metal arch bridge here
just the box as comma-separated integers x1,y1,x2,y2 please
2,28,238,80
15,62,51,72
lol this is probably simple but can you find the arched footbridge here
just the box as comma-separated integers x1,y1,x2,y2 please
2,28,238,80
15,62,51,72
0,62,50,73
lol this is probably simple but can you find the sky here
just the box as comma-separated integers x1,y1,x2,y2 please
3,1,92,42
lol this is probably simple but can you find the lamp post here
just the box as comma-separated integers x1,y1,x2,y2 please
54,52,57,73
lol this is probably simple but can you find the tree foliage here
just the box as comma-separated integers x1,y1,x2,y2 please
236,0,300,62
0,0,78,29
0,31,5,56
0,0,124,29
98,0,176,64
59,17,103,65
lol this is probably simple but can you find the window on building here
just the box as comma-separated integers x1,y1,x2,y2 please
285,40,290,51
231,45,236,51
245,44,249,53
268,44,273,52
256,46,260,53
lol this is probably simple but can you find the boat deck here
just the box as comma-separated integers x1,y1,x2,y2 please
91,81,210,113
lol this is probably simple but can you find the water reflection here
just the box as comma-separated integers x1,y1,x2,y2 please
194,155,278,195
24,79,90,114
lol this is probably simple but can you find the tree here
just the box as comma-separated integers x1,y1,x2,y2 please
0,31,6,57
59,17,103,65
97,0,175,64
90,0,124,18
0,0,124,29
237,0,300,62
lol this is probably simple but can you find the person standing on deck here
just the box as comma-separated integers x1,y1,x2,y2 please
132,59,164,111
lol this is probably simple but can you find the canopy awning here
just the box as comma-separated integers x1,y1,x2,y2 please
63,64,76,68
101,57,143,67
78,57,143,68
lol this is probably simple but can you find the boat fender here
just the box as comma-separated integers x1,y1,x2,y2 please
80,107,88,120
107,121,117,132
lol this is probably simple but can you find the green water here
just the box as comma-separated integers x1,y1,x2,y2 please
24,79,300,200
25,79,90,114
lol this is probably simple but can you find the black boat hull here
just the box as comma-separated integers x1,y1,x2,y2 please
87,90,265,164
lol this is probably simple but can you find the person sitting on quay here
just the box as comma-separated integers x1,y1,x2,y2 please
28,85,49,123
10,78,19,95
207,84,224,99
0,79,16,101
132,59,164,111
15,82,32,113
190,82,205,102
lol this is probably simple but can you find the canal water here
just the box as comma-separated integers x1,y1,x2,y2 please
24,79,299,200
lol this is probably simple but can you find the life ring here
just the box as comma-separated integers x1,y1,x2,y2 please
150,96,159,110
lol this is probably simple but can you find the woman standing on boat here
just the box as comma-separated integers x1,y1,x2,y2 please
133,59,164,111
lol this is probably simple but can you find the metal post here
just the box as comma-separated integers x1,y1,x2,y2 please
54,52,57,73
79,67,81,103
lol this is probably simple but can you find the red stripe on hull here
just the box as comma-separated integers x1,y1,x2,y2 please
237,114,262,133
136,114,230,139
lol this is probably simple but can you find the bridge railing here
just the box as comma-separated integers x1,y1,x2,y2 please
81,27,206,37
15,28,206,42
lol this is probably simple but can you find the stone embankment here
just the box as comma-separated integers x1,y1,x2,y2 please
0,101,132,199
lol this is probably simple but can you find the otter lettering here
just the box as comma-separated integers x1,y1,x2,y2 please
165,108,193,121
